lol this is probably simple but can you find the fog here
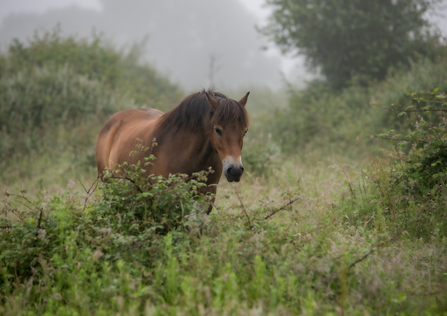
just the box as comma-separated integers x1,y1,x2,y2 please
0,0,308,90
1,0,445,90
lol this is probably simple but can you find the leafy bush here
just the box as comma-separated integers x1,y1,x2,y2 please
0,65,118,154
374,88,447,195
0,159,212,308
0,28,181,185
98,148,214,234
344,88,447,240
0,27,180,108
243,133,281,178
2,157,446,314
273,58,447,155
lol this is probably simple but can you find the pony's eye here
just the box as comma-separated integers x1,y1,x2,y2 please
244,129,248,136
215,127,223,136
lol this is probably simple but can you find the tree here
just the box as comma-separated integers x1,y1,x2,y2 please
261,0,444,90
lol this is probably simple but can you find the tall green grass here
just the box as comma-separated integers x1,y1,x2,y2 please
1,154,446,315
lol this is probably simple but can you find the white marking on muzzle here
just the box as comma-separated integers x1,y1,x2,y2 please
223,156,244,182
223,156,242,170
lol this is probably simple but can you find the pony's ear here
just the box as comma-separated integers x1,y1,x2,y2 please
238,91,250,106
205,93,219,111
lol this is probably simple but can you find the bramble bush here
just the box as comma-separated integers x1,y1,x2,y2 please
98,146,214,234
0,157,213,311
365,88,447,239
272,59,447,155
374,89,447,194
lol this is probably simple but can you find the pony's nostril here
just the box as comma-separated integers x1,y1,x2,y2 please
228,166,243,176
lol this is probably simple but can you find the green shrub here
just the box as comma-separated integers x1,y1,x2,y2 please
345,88,447,240
98,148,214,234
273,59,447,155
376,89,447,194
0,158,213,307
0,65,118,154
243,133,281,178
0,28,182,185
0,27,180,108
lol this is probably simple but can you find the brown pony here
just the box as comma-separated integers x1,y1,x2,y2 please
95,90,250,213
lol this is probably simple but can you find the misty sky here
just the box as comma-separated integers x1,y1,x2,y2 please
0,0,445,90
0,0,308,90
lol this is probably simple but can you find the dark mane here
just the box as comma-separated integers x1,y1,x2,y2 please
157,90,249,135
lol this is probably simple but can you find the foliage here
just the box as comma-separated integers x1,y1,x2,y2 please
1,156,447,314
243,133,281,178
364,88,447,238
374,89,447,194
1,24,447,316
261,0,445,90
0,28,181,184
0,161,213,313
99,147,214,234
0,65,117,156
272,58,447,154
0,27,180,108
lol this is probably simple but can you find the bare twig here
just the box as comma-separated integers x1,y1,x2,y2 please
80,175,101,212
105,175,143,193
382,107,447,113
264,197,301,220
235,189,252,227
7,192,43,223
406,289,447,296
113,238,155,257
10,209,25,222
37,207,43,230
15,194,39,213
77,176,88,193
371,135,414,142
347,230,400,270
324,231,401,283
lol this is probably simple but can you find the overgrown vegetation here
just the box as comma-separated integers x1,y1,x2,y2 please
367,89,447,238
2,150,447,314
0,163,215,314
1,29,447,315
0,28,181,186
271,58,447,155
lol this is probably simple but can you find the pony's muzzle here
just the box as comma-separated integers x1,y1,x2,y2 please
223,156,244,182
226,165,244,182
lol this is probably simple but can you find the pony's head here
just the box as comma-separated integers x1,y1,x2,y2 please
205,91,250,182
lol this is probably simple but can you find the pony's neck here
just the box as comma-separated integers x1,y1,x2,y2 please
180,127,215,163
158,125,218,169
